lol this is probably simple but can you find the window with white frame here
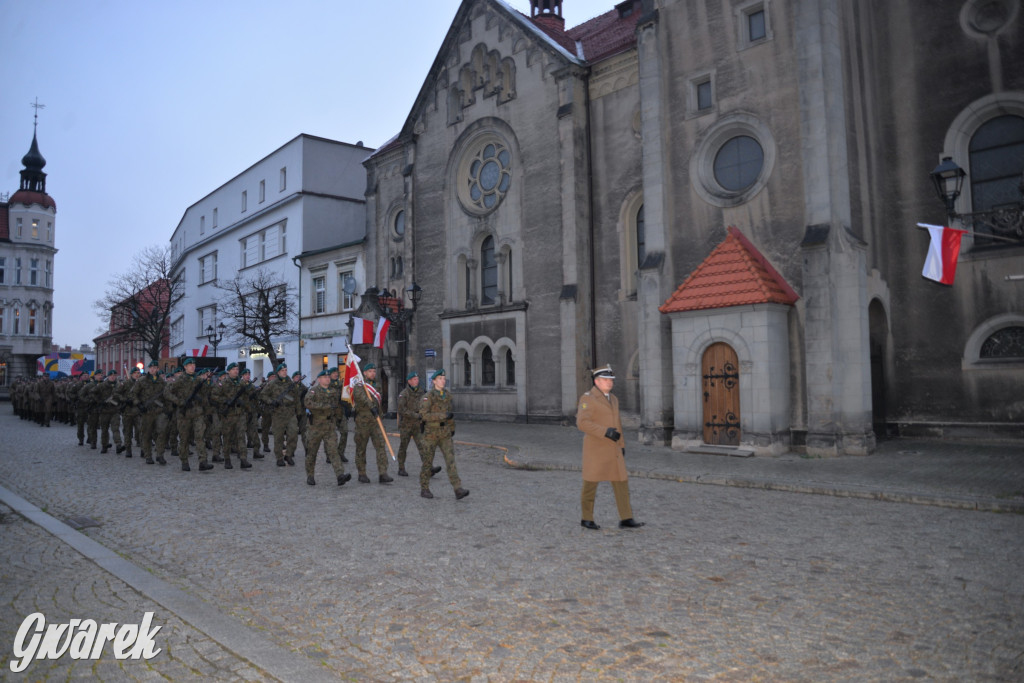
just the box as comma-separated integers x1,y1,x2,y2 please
15,258,21,285
259,179,265,203
198,306,216,338
212,208,218,229
45,260,51,288
170,316,184,346
0,257,5,284
737,1,772,50
44,308,51,336
241,190,247,212
280,167,287,192
31,219,39,239
13,307,20,335
29,259,38,286
15,218,22,238
28,308,37,335
313,274,326,314
241,223,286,268
0,306,4,334
47,222,52,241
338,269,355,311
200,215,205,235
199,252,218,284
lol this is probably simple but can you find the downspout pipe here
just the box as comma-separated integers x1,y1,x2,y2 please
292,255,302,377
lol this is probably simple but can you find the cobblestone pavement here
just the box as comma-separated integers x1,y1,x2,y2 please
1,411,1023,681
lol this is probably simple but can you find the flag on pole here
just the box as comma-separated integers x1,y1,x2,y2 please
374,317,391,349
351,315,375,344
341,348,361,404
918,223,967,285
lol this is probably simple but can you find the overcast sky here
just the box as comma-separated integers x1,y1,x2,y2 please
1,0,597,348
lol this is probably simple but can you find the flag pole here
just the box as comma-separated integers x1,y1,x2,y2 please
347,344,397,462
915,222,1018,243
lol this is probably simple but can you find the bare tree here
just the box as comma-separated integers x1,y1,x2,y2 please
93,245,184,365
215,268,297,369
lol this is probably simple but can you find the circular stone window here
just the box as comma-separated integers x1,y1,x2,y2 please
691,114,775,208
458,137,513,215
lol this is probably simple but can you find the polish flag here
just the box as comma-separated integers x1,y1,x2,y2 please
351,316,375,344
918,223,967,285
374,318,391,349
341,349,360,404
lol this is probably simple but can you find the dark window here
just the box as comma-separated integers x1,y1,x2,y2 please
482,347,495,386
481,236,497,305
748,9,766,41
463,352,472,386
969,115,1024,244
636,204,646,268
714,135,764,192
980,326,1024,359
394,210,405,238
697,80,712,110
506,349,516,385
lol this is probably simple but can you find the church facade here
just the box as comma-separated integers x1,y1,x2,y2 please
364,0,1024,454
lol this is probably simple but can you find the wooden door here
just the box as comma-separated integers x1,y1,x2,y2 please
702,342,741,445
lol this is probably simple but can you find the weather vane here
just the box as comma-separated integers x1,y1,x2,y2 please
30,97,46,131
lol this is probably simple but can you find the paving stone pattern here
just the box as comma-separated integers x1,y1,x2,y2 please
1,412,1022,681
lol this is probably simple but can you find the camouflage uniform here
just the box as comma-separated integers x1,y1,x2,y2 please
353,378,390,481
37,375,55,427
262,372,302,466
132,365,167,464
96,373,123,453
165,364,212,471
328,371,350,463
396,379,424,475
419,372,468,499
211,367,252,469
303,377,350,485
116,372,140,456
69,374,89,445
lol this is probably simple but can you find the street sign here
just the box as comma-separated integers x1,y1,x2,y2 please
425,348,436,358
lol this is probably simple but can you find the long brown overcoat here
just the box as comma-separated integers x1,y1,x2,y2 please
576,387,628,482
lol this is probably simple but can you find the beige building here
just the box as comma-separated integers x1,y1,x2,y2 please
364,0,1024,453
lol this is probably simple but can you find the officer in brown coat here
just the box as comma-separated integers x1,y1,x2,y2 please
576,364,644,530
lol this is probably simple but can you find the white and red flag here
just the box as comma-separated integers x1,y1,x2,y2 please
341,349,360,404
918,223,967,285
350,315,375,344
373,317,391,349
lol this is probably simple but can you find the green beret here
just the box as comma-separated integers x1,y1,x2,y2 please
267,371,275,378
364,363,375,370
130,366,141,374
292,371,302,378
407,371,418,380
182,357,196,367
148,360,160,368
327,367,339,374
430,368,445,381
107,369,118,376
317,370,328,377
226,362,238,371
240,367,251,376
276,363,287,372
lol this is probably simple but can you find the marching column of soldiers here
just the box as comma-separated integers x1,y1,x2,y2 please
9,361,468,500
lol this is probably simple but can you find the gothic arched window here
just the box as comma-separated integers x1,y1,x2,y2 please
481,236,497,305
482,347,495,386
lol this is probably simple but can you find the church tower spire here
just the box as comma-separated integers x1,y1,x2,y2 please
530,0,565,31
20,98,48,194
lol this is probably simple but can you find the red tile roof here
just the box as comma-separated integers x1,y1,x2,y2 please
10,189,56,210
524,2,639,63
660,227,799,314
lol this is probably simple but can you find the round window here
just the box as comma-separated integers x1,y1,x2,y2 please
713,135,764,192
458,137,513,215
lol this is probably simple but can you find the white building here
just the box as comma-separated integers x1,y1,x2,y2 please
169,134,372,379
0,124,57,386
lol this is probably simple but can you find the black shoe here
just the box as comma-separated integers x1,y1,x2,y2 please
619,518,645,529
379,474,393,484
325,456,331,464
358,474,370,484
581,520,601,530
421,489,434,499
307,475,316,486
157,456,167,465
252,451,264,459
125,449,133,458
145,457,155,465
101,447,109,454
181,462,191,472
337,473,352,486
240,460,252,469
78,440,84,446
116,445,126,454
212,455,224,463
454,488,470,500
397,468,408,477
224,460,233,469
199,462,214,471
285,456,295,466
90,444,97,450
276,459,286,467
431,465,442,477
263,445,271,453
340,454,349,462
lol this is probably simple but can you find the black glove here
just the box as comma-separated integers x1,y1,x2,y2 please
344,404,353,418
604,427,621,441
371,406,379,418
446,412,454,420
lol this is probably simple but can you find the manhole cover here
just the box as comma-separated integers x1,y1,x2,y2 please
64,515,101,530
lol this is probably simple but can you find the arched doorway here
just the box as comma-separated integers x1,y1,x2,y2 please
868,299,889,439
702,342,740,445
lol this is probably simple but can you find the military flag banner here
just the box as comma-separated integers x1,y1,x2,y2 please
341,349,361,404
373,317,391,349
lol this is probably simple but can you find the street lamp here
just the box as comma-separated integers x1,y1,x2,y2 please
929,156,1023,243
206,322,226,357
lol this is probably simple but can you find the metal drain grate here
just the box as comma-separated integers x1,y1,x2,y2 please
64,515,101,530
